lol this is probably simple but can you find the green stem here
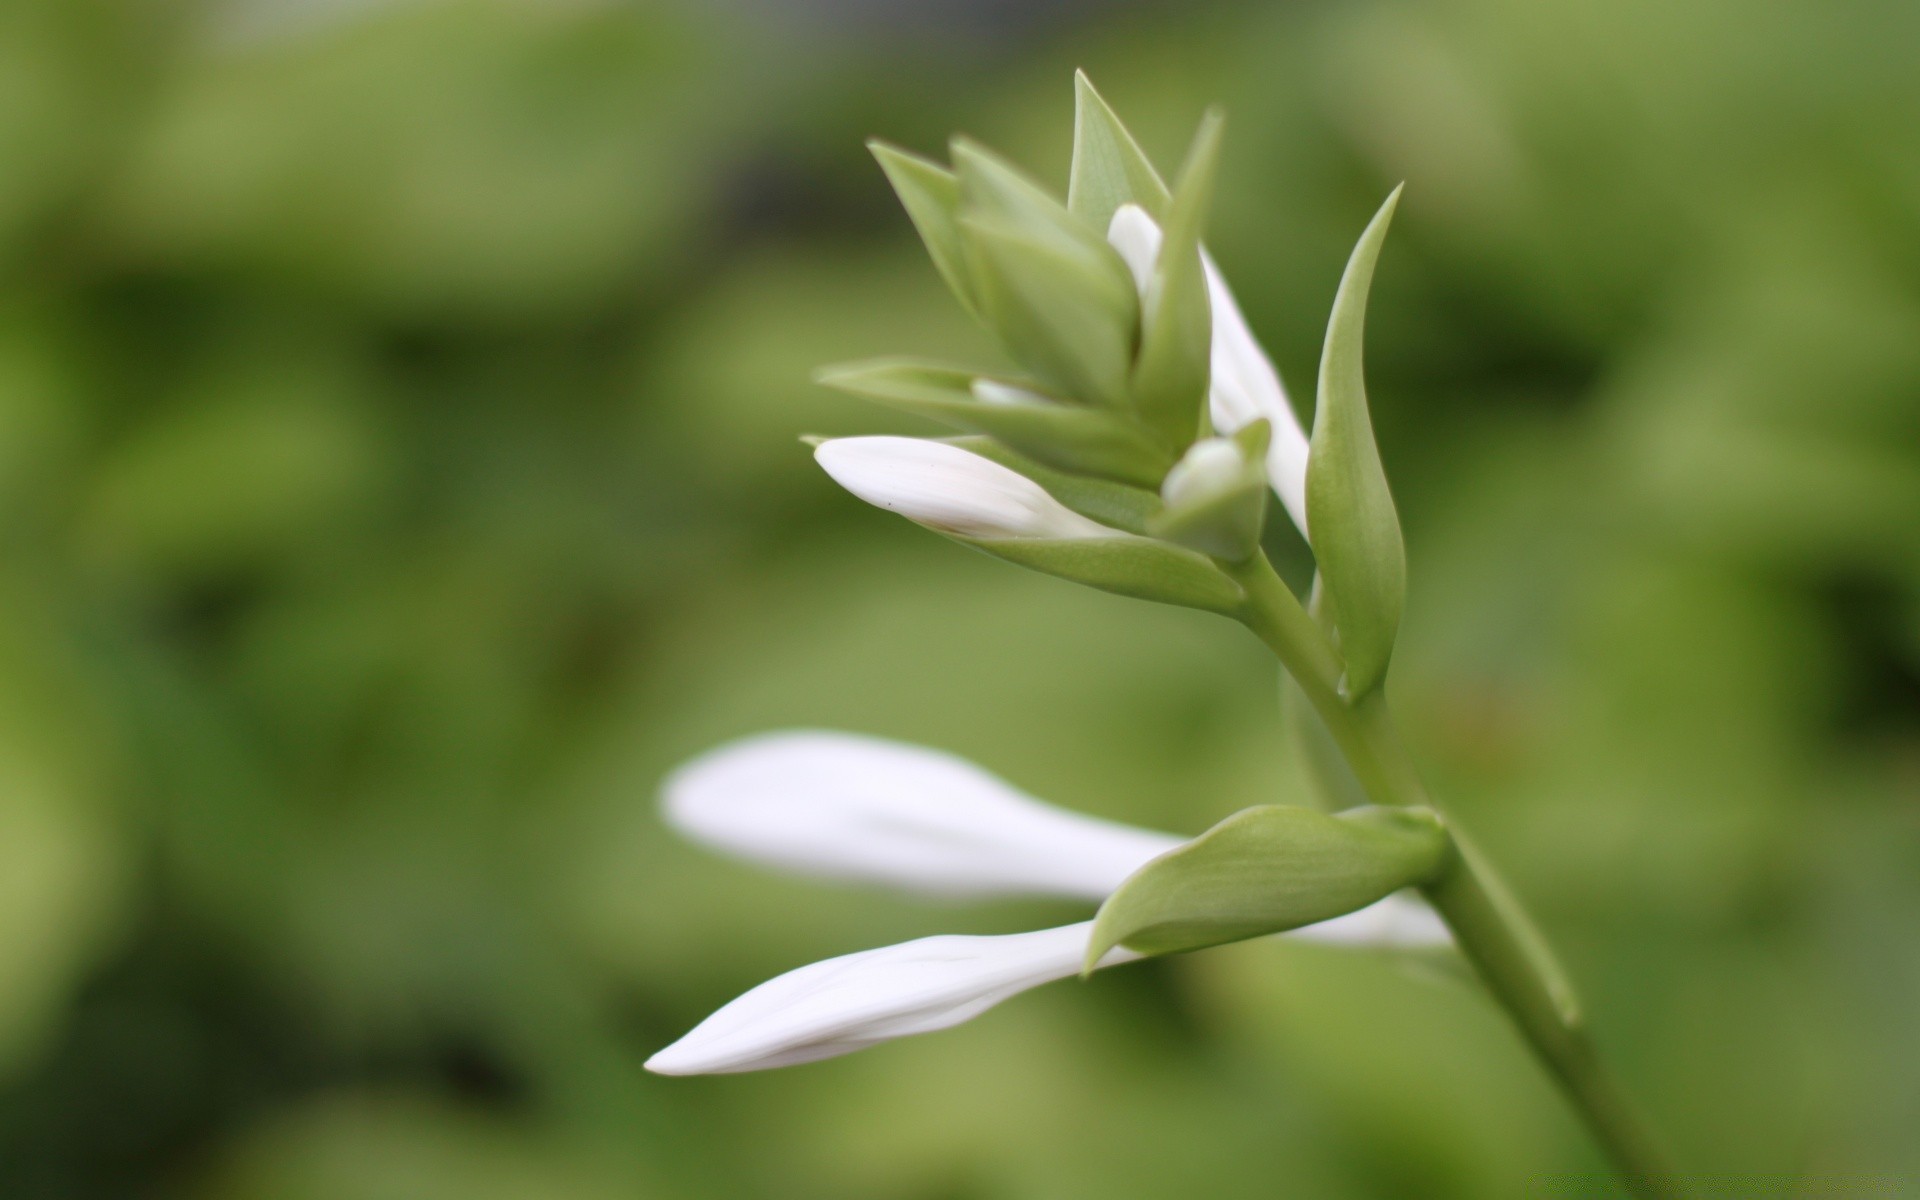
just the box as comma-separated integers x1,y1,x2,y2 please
1225,553,1685,1199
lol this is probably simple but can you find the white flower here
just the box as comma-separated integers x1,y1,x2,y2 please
1107,204,1312,537
814,436,1124,540
648,730,1449,1075
663,730,1181,899
666,729,1444,941
645,921,1136,1075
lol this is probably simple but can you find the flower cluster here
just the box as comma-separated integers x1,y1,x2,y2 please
643,73,1680,1200
645,74,1450,1076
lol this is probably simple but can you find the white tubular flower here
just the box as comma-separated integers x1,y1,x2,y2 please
814,436,1124,540
650,731,1451,1075
1107,204,1312,537
662,729,1445,944
663,731,1182,899
645,921,1136,1075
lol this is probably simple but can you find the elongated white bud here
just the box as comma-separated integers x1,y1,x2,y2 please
815,436,1123,540
645,921,1136,1075
1107,205,1311,536
660,730,1448,949
664,731,1183,899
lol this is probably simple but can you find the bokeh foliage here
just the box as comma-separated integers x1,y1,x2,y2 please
0,0,1917,1195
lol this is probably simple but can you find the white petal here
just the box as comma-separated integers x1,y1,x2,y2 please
1201,251,1311,538
663,730,1182,900
814,437,1123,541
1285,891,1451,948
1105,204,1311,538
645,921,1136,1075
1105,203,1161,295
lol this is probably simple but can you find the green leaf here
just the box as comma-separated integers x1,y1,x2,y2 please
959,216,1138,409
1307,187,1407,699
951,436,1165,534
966,533,1245,613
815,359,1172,488
1086,804,1449,969
868,141,978,318
1130,110,1222,450
1067,70,1171,231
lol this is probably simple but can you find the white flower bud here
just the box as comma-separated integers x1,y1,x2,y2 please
1161,436,1249,511
663,731,1183,900
645,921,1136,1075
814,436,1124,541
1106,204,1312,537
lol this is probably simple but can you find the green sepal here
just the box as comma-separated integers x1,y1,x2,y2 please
951,436,1164,534
816,359,1172,488
964,533,1245,614
1307,187,1407,699
959,216,1138,409
1147,420,1270,561
1067,70,1171,230
952,138,1122,270
1085,803,1449,970
868,141,979,318
1130,110,1222,450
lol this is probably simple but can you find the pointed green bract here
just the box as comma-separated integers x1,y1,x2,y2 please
869,141,978,318
969,533,1245,613
815,359,1172,487
1068,70,1171,230
1085,804,1449,969
953,138,1117,267
960,216,1138,409
1131,110,1222,450
1307,188,1407,699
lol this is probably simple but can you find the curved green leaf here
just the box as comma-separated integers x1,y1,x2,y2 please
1085,803,1449,969
1307,187,1407,699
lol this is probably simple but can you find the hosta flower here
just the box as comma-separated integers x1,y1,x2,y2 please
645,922,1136,1075
814,436,1126,540
647,731,1448,1075
1107,203,1312,536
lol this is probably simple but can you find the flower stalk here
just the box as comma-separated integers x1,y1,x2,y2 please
1227,550,1684,1200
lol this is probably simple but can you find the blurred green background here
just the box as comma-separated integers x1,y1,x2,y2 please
1,0,1917,1195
